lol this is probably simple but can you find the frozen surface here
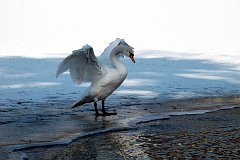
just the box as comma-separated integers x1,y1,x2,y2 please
1,51,240,107
0,50,240,158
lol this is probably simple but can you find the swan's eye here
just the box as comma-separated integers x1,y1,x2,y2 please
129,52,134,56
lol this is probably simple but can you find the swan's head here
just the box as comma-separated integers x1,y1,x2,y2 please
117,41,135,63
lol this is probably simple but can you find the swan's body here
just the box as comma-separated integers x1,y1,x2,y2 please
56,38,135,116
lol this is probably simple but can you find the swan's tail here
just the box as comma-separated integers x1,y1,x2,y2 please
71,100,86,108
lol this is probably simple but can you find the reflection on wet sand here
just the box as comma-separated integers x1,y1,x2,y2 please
22,107,240,159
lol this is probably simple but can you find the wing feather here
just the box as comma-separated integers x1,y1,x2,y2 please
56,45,103,84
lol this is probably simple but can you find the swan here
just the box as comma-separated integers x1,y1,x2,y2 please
56,38,135,116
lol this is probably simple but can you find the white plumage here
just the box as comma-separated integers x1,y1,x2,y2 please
56,38,135,116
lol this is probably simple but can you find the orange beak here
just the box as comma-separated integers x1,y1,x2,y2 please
130,54,135,63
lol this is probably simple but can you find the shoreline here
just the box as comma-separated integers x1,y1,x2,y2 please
1,95,240,147
10,105,240,160
1,95,240,159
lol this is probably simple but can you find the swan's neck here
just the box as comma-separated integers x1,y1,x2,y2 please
110,47,127,73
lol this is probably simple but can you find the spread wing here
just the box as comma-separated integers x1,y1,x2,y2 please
56,44,104,84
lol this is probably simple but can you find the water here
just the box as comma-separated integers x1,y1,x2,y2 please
13,107,240,160
0,55,240,159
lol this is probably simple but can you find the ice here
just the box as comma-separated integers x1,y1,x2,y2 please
0,51,240,108
0,50,240,157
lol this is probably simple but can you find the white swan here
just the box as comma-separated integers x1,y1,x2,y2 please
56,38,135,116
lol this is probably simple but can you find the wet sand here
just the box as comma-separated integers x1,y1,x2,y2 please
1,96,240,160
22,107,240,160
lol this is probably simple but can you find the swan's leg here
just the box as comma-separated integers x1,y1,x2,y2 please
101,100,106,113
94,102,100,116
102,100,117,116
